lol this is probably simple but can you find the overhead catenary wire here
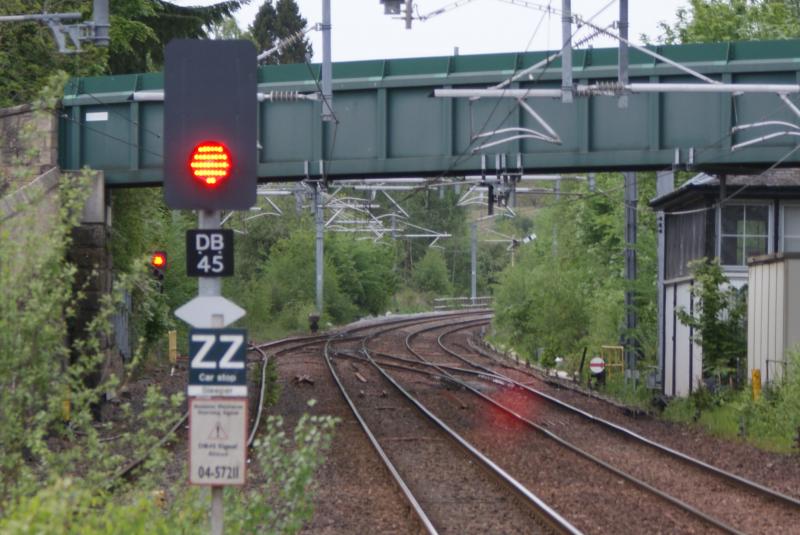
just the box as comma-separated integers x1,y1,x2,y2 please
399,0,615,201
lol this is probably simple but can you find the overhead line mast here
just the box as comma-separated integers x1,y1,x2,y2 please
0,0,109,53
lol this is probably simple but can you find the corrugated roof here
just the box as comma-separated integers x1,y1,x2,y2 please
651,168,800,208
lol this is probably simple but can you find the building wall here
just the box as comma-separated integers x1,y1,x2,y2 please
663,280,703,397
748,254,800,385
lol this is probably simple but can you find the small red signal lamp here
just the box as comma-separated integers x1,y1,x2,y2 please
189,142,232,187
150,251,167,270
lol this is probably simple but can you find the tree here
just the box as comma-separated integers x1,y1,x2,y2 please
412,248,453,295
249,0,312,64
109,0,248,73
657,0,800,44
491,174,659,367
208,15,247,40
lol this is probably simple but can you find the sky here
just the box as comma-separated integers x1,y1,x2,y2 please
210,0,691,63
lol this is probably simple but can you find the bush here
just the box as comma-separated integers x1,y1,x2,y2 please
677,258,747,384
662,350,800,452
0,406,338,534
226,228,398,338
412,248,452,295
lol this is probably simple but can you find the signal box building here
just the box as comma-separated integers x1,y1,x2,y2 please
650,169,800,397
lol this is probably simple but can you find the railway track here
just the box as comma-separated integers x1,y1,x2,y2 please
114,312,799,533
325,313,580,535
366,317,800,534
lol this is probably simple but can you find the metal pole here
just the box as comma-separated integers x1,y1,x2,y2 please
617,0,628,109
471,222,477,305
321,0,333,121
314,183,324,314
624,172,637,386
199,210,224,535
92,0,110,46
294,183,304,215
552,178,560,257
655,171,674,392
561,0,573,103
405,0,413,29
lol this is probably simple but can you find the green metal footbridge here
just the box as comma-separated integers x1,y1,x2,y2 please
60,39,800,186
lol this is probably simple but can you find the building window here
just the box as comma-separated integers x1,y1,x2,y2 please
719,204,770,266
782,204,800,252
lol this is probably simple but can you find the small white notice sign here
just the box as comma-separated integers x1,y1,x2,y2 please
189,398,248,486
85,111,108,122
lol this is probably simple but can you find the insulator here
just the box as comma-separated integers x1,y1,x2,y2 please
576,81,625,97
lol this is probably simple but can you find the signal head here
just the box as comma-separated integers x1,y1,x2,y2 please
150,251,167,270
189,141,232,187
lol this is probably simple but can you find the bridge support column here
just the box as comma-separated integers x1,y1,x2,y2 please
68,171,119,408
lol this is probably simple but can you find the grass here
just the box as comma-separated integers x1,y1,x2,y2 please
662,384,800,454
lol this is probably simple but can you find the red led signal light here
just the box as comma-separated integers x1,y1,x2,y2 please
150,251,167,270
189,142,232,186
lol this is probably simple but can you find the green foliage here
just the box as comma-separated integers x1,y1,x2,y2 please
108,188,193,356
412,248,453,295
226,225,397,338
0,175,182,506
400,189,469,292
225,408,338,533
676,259,747,383
663,351,800,452
1,407,338,533
0,79,182,507
118,0,247,72
739,348,800,451
492,174,658,370
250,0,312,64
655,0,800,44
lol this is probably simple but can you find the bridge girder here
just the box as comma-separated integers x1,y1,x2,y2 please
60,39,800,186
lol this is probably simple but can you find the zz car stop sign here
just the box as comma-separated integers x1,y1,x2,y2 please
188,328,247,397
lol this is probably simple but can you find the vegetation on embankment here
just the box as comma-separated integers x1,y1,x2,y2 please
490,173,658,377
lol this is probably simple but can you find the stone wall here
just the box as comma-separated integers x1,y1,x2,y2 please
0,103,58,197
1,166,119,394
69,217,119,389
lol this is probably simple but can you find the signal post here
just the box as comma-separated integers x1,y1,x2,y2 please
164,39,257,535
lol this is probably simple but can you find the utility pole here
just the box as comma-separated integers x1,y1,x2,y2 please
314,183,324,314
624,172,637,386
321,0,334,121
552,178,561,257
317,0,333,316
561,0,573,103
618,0,629,108
471,222,477,305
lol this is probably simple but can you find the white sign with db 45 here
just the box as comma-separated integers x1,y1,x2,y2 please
186,229,234,277
189,397,247,486
188,328,247,397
